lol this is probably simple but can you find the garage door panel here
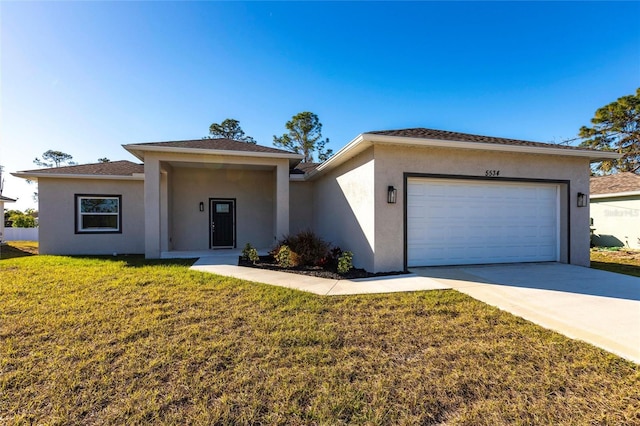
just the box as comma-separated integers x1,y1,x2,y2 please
407,178,559,267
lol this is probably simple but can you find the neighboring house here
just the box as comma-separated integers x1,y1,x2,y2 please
0,195,17,242
13,128,618,272
590,172,640,249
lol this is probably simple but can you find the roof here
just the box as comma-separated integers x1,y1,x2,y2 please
367,128,598,153
128,138,296,155
310,127,620,179
123,138,303,167
590,172,640,196
0,195,16,202
12,160,144,181
16,160,143,176
291,162,320,175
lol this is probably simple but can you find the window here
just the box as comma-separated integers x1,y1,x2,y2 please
75,195,122,233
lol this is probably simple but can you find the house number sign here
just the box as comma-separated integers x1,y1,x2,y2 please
485,170,500,177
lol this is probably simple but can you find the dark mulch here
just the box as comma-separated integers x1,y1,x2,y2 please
238,256,407,280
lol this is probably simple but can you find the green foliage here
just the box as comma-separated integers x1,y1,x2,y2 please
241,243,260,263
98,157,110,163
5,209,37,228
279,230,330,267
579,88,640,174
207,118,256,143
34,150,76,168
273,112,333,163
274,244,299,268
337,251,354,274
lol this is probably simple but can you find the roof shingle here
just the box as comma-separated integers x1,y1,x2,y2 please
18,160,144,176
130,138,296,155
590,172,640,195
367,128,595,152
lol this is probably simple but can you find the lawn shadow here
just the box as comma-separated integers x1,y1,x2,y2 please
0,243,37,260
590,261,640,278
75,254,197,268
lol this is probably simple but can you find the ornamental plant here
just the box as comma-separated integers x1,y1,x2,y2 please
274,245,300,268
337,251,353,274
241,243,259,263
278,230,330,267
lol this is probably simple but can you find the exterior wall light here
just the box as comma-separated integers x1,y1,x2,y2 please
387,186,397,204
577,192,587,208
199,201,205,212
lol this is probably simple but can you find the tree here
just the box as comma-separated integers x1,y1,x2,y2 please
98,157,110,163
207,118,256,143
34,150,76,168
273,112,333,163
5,209,37,228
579,88,640,174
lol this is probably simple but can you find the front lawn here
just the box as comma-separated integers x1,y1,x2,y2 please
591,247,640,277
1,254,638,424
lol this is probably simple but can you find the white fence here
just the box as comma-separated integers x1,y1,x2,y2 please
2,227,39,241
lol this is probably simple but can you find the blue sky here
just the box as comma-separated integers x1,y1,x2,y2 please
2,1,639,210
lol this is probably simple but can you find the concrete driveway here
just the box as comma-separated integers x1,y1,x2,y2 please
411,263,640,363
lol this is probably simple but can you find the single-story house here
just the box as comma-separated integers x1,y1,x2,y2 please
13,128,618,272
0,195,17,242
590,172,640,249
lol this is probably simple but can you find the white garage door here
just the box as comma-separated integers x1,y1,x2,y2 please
407,178,559,267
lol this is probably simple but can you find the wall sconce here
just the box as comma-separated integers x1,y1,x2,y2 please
577,192,587,208
387,186,397,204
199,201,204,212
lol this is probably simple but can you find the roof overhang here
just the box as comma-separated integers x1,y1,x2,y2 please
308,133,621,179
0,195,16,203
591,191,640,199
123,143,303,167
11,172,144,182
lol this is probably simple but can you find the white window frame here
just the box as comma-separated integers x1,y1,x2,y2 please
75,194,122,234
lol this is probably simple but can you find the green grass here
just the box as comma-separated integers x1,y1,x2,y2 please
1,251,639,424
591,248,640,277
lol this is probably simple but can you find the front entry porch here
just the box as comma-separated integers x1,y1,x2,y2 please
142,152,295,258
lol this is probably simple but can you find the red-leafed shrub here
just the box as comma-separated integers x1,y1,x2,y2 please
277,230,330,267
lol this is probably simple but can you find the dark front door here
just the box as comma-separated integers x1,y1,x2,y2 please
210,199,235,248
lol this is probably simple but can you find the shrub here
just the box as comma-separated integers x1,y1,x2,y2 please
274,245,300,268
337,251,353,274
279,230,330,267
241,243,259,263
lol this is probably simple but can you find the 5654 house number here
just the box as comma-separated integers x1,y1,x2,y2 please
485,170,500,177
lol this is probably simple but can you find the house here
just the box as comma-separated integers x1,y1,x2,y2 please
13,128,618,272
0,195,17,242
590,172,640,249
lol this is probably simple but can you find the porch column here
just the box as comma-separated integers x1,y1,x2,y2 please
160,168,170,252
274,160,290,243
144,156,161,258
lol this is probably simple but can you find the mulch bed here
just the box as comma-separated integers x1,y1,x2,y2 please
238,256,407,280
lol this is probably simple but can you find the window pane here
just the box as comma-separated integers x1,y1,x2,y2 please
216,204,230,213
81,198,119,213
82,214,118,229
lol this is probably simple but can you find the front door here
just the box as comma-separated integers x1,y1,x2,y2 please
210,199,235,248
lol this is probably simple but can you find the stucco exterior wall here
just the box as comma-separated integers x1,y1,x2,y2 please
372,144,591,271
38,178,145,255
170,167,275,250
590,196,640,249
313,148,376,271
289,181,314,235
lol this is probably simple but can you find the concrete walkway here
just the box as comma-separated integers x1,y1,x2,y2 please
190,256,450,295
412,263,640,364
